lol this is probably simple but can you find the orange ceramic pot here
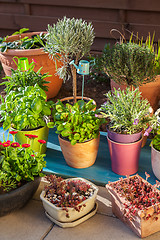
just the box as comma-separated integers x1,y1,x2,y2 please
0,32,63,99
58,134,100,169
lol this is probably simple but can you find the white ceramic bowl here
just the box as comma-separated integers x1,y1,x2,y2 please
40,177,98,222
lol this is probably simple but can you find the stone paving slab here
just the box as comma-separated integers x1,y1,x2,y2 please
0,199,52,240
45,212,160,240
1,180,160,240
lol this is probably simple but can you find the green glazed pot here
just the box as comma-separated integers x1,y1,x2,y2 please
11,125,49,154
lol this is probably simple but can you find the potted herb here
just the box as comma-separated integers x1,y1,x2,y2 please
0,84,53,153
0,28,62,99
44,16,95,103
151,111,160,180
40,175,98,224
48,99,105,168
106,174,160,238
0,131,46,216
100,87,157,175
103,40,160,111
1,57,51,93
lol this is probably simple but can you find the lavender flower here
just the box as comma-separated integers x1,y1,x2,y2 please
133,119,139,125
144,126,152,136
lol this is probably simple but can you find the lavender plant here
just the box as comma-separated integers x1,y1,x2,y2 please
100,87,158,134
44,17,95,103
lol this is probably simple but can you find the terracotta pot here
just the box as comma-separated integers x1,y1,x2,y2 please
106,175,160,238
40,177,98,223
11,125,49,154
0,177,40,217
0,32,63,99
58,134,100,168
60,96,96,110
151,145,160,180
110,77,160,112
107,136,142,175
107,128,142,143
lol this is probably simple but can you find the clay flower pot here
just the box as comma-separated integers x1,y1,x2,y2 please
0,177,40,217
151,145,160,180
60,96,96,110
107,136,142,175
58,134,100,169
40,177,98,223
106,175,160,238
0,32,63,99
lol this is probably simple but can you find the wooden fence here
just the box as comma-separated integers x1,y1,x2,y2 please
0,0,160,52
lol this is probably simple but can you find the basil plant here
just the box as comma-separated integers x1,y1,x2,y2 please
0,84,53,130
48,100,105,145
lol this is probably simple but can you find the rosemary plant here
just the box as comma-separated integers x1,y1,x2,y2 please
102,42,156,87
44,17,95,103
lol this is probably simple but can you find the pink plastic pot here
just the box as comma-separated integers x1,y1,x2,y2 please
107,136,142,175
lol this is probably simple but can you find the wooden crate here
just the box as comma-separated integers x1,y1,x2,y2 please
106,175,160,238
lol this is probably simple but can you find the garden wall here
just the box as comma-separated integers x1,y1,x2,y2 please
0,0,160,52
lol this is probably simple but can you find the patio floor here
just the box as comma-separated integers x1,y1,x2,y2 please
1,179,160,240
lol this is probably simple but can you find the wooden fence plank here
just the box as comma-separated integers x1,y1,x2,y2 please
1,0,160,12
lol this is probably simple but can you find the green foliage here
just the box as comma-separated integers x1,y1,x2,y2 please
102,42,156,87
0,137,46,192
1,60,51,93
50,100,105,145
0,84,53,130
152,127,160,151
0,29,46,52
100,87,158,134
44,16,95,81
129,32,160,75
89,55,109,82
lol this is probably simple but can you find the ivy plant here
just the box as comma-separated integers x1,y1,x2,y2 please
48,100,105,145
0,84,53,130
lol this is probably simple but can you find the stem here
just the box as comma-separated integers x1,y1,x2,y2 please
71,65,77,104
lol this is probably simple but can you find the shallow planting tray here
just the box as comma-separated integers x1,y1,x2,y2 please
45,202,98,228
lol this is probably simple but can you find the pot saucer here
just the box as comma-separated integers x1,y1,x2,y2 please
45,202,98,228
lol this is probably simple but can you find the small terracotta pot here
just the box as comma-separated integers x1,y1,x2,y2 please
0,32,63,99
58,134,100,168
107,128,142,143
107,136,142,175
151,145,160,180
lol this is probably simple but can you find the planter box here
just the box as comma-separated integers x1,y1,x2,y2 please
40,177,98,223
106,175,160,238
